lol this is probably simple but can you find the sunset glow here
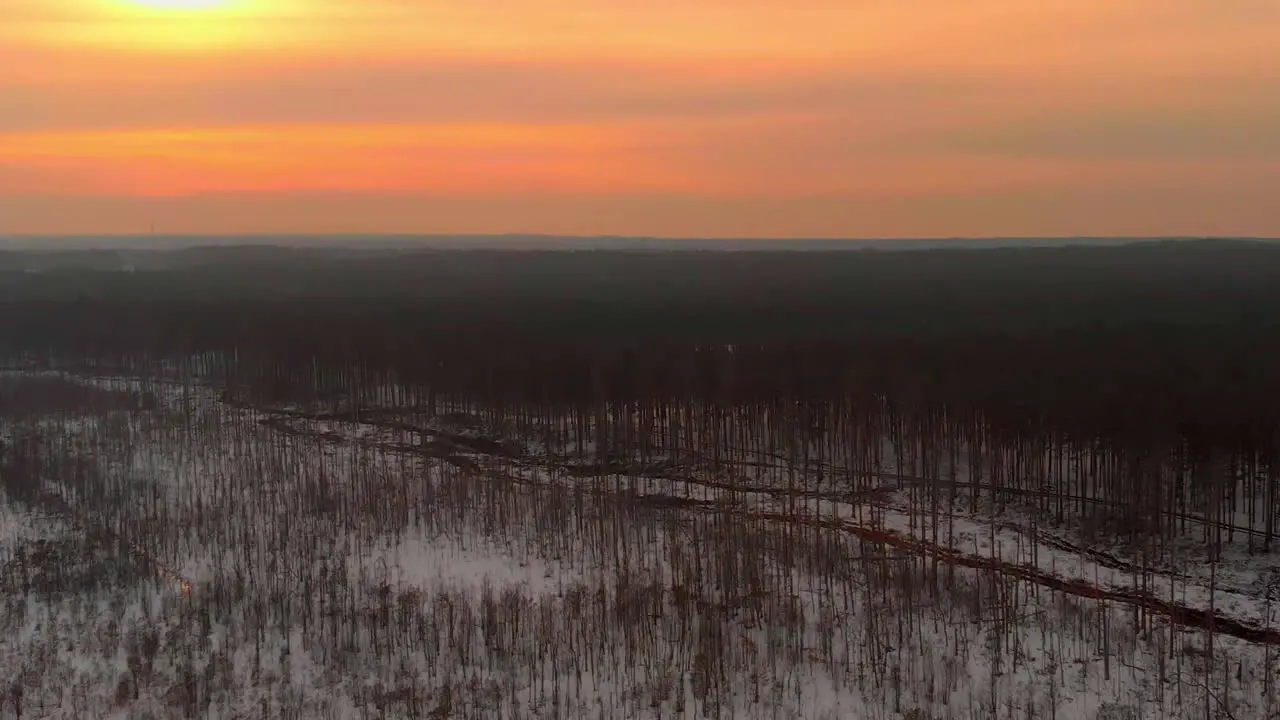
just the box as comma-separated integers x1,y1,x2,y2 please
1,0,1278,236
121,0,229,10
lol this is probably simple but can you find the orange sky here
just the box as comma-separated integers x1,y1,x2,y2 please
2,0,1278,237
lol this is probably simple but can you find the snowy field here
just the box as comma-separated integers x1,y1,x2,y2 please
2,371,1279,719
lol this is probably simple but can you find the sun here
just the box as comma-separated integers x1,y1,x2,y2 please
123,0,229,9
85,0,262,50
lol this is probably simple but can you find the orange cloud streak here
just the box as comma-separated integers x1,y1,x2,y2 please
4,122,1274,201
0,123,718,196
0,0,1277,235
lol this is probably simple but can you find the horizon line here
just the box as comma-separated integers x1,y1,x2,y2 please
4,234,1278,241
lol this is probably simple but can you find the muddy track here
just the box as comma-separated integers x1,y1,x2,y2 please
807,514,1280,646
257,413,895,505
255,411,1270,579
250,404,1277,545
504,458,1280,646
252,406,1280,646
870,494,1272,605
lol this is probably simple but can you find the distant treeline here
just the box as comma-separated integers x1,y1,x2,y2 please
3,239,1280,457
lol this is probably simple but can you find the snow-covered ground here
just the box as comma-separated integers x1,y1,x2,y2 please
3,371,1279,719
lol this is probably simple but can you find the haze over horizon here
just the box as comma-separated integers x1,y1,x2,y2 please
3,0,1278,237
5,10,1280,716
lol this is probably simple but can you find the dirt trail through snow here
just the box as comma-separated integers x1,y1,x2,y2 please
253,405,1280,647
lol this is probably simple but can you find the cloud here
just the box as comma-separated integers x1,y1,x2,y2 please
1,0,1277,235
932,96,1280,163
4,183,1279,238
4,50,1276,140
0,56,957,133
0,123,694,196
4,119,1275,203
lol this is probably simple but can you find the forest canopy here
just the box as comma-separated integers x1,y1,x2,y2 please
3,239,1278,456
